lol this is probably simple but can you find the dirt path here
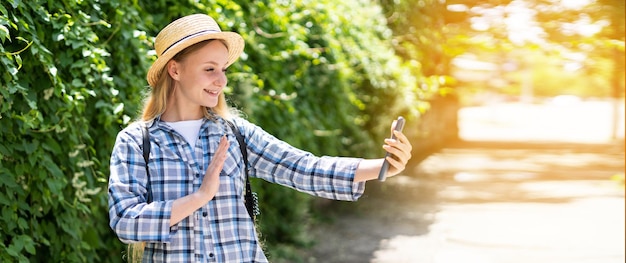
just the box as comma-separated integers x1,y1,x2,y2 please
299,141,625,263
287,101,625,263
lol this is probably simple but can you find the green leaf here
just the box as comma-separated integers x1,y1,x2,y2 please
14,54,22,70
0,193,11,206
71,78,83,87
0,25,9,43
85,89,96,97
94,100,107,109
22,140,39,154
24,242,36,255
8,0,19,10
0,3,8,16
17,217,27,230
6,245,19,257
0,143,9,155
45,178,64,194
43,156,64,177
7,235,32,257
113,103,124,114
7,65,18,76
42,137,62,154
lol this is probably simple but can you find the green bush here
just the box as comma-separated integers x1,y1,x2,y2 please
0,0,436,261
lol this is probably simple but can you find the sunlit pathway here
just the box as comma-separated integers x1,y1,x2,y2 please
374,198,624,263
303,142,624,263
302,101,625,263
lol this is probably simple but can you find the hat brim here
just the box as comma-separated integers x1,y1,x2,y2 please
146,31,244,87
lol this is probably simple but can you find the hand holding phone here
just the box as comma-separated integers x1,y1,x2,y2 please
378,116,405,181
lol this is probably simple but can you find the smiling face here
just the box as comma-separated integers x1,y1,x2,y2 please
165,40,230,118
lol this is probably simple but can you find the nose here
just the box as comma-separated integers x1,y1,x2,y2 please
214,71,228,87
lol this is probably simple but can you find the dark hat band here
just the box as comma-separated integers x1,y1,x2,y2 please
161,29,220,56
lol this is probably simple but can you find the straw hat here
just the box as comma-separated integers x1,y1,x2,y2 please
146,14,245,87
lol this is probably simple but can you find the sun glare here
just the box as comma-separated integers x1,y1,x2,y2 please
560,0,593,9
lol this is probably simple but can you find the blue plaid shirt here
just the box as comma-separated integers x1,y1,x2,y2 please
108,116,365,262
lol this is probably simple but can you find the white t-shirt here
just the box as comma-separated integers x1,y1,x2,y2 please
165,119,204,146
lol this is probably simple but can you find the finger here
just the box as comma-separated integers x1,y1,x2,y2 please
205,136,230,177
213,138,230,161
392,130,410,145
385,133,412,159
384,138,412,157
383,144,410,163
389,131,412,153
217,135,230,153
385,155,406,175
215,137,229,160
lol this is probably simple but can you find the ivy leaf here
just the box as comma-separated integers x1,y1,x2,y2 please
0,25,9,43
42,157,63,178
0,3,8,16
45,178,64,194
24,241,36,255
0,193,10,206
18,234,36,255
7,235,33,257
42,137,62,154
0,143,9,155
17,217,27,230
113,103,124,114
7,65,18,76
15,54,23,70
8,0,19,10
22,140,39,154
71,78,83,88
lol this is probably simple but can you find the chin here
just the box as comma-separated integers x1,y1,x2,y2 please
203,101,219,108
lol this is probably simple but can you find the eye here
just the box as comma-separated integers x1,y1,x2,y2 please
205,67,215,72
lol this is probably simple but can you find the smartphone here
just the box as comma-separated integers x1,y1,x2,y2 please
378,116,405,181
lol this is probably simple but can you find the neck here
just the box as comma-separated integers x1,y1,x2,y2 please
161,97,204,122
161,110,204,122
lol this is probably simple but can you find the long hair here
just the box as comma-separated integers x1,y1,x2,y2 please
141,39,234,121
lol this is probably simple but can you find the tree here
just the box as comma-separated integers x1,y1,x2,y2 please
378,0,461,154
442,0,624,102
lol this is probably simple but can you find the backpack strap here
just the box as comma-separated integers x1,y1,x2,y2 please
225,120,258,220
141,123,152,203
141,120,257,220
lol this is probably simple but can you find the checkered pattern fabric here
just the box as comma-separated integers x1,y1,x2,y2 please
108,116,365,262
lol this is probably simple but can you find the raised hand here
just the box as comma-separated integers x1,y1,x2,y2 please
198,135,230,199
383,120,412,177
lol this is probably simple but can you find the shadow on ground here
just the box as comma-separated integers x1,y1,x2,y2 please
297,140,625,263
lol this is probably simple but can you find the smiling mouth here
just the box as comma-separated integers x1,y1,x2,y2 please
204,89,220,95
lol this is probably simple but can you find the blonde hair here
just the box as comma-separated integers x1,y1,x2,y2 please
141,39,234,121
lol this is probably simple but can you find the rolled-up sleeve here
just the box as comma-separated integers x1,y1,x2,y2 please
107,126,175,243
234,118,365,201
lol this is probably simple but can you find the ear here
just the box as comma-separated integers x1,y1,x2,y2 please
167,60,181,81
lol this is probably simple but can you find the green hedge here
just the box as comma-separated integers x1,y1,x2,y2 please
0,0,436,261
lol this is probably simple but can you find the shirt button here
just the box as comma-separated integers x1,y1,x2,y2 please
195,173,200,178
203,212,208,217
209,253,214,258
